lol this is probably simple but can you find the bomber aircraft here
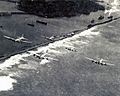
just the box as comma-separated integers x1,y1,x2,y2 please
85,57,114,66
4,34,32,43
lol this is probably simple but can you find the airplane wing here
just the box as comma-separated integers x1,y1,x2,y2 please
85,57,95,61
4,35,16,41
21,40,32,44
23,38,28,40
85,57,99,63
105,62,115,66
44,57,58,61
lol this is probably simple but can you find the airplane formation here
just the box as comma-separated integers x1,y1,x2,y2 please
85,57,114,66
3,34,32,43
3,33,115,67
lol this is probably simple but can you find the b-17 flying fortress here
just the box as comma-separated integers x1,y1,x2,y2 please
85,57,115,66
4,34,32,44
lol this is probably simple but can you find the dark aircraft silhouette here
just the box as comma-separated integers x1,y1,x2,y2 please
65,47,77,52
